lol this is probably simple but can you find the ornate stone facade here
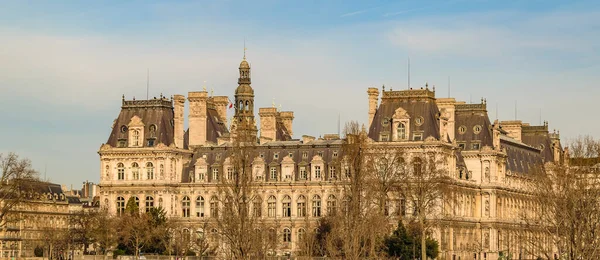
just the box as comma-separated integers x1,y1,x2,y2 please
98,56,565,259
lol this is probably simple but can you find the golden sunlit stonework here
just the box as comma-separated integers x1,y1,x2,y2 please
98,56,567,259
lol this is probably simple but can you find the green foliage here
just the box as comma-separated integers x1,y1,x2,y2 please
125,197,139,214
113,248,126,257
384,221,439,260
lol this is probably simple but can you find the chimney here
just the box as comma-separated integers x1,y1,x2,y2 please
500,120,522,142
212,96,229,123
436,98,456,142
259,107,277,144
492,120,501,150
367,88,379,127
188,91,208,147
278,111,294,137
173,95,186,148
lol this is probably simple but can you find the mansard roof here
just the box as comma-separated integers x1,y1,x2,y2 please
500,135,544,174
276,120,292,141
368,88,440,141
455,102,493,150
106,98,175,147
521,124,554,162
206,106,229,144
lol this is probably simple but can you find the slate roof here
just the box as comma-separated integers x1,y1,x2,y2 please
521,124,554,162
368,89,440,141
106,98,175,147
454,103,493,150
500,136,544,174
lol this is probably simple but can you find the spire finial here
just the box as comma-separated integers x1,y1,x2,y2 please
272,98,275,108
243,38,247,60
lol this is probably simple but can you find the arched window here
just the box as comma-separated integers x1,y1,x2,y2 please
397,123,406,140
196,196,205,217
312,195,321,217
268,196,277,217
297,195,307,217
146,162,154,180
239,101,244,111
133,130,140,146
117,163,125,180
282,195,291,217
145,196,154,212
283,228,291,243
297,228,306,243
182,196,190,217
253,196,262,217
342,196,350,215
268,228,277,244
245,100,249,111
132,163,140,180
327,195,337,215
210,196,219,218
116,197,125,215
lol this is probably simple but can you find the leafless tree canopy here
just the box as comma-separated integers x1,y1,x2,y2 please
0,152,38,228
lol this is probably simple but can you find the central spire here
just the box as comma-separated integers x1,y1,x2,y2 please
232,51,257,142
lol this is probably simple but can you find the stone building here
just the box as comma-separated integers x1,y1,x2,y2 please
98,55,566,259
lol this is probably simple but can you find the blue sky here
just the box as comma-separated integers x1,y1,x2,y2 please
1,0,599,188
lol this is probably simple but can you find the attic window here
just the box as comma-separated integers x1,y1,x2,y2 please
415,116,424,126
380,134,389,142
317,151,323,158
332,151,338,158
472,143,480,150
458,126,467,135
539,144,545,150
274,153,279,159
288,152,293,158
302,152,308,159
458,143,465,150
260,153,264,158
473,125,482,134
120,125,128,133
118,140,127,148
413,133,423,141
216,154,221,160
147,139,155,147
382,117,391,127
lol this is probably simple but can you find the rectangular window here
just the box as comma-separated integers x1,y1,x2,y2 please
212,168,219,182
302,151,308,159
253,201,262,217
283,202,291,217
458,143,466,150
118,168,125,180
118,140,127,148
380,134,389,142
274,153,279,159
216,154,221,160
472,143,480,150
413,133,423,141
329,166,337,179
314,166,321,179
227,168,234,180
270,167,277,181
297,202,306,217
317,151,323,157
344,167,351,178
289,152,293,158
299,167,307,180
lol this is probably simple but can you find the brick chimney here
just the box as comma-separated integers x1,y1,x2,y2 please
212,96,229,123
188,91,208,147
173,95,186,148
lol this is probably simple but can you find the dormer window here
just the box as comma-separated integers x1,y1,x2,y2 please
397,123,407,140
415,116,424,126
120,125,128,133
133,130,140,146
274,153,279,160
147,139,155,147
472,143,480,150
413,133,423,141
458,125,467,135
149,124,157,137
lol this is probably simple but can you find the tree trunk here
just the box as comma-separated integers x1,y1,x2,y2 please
420,217,426,260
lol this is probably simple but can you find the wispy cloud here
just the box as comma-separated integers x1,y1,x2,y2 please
341,7,377,18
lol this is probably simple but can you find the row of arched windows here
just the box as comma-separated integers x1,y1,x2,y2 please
116,195,163,215
114,162,158,180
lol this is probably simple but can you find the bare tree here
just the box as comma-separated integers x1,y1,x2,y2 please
214,130,272,259
92,209,118,259
524,136,600,260
397,149,451,260
117,198,152,259
0,152,38,228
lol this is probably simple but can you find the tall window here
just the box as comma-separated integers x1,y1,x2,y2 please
146,162,154,180
344,166,351,179
145,196,154,212
282,195,291,217
133,130,140,146
182,196,190,217
312,195,321,217
253,197,262,217
196,196,205,217
117,197,125,215
227,167,234,180
314,166,321,179
133,196,140,208
132,162,140,180
327,195,337,215
413,158,422,175
297,228,306,243
283,228,291,243
270,167,277,181
268,196,277,217
398,198,406,216
398,123,406,140
212,168,219,182
210,196,219,218
117,163,125,180
297,195,307,217
299,167,307,180
329,166,337,179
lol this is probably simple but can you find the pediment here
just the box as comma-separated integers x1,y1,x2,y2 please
393,107,410,120
194,157,208,166
128,115,145,127
281,156,295,164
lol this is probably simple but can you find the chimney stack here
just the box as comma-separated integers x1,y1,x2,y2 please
278,111,294,137
173,95,186,148
212,96,229,123
259,107,277,144
500,120,522,142
367,88,380,127
188,91,208,147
